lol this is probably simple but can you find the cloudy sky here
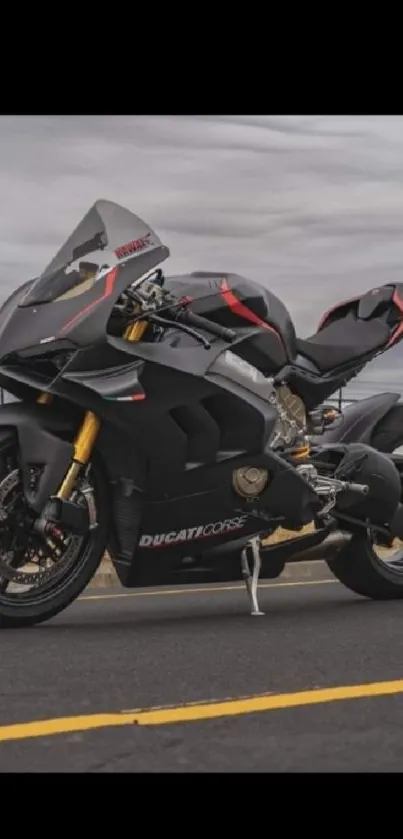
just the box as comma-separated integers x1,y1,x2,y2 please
1,114,403,393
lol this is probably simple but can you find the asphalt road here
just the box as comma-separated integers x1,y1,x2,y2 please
2,569,403,772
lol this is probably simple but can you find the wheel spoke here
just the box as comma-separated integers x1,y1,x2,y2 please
371,534,403,575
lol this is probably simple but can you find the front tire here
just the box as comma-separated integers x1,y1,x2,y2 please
0,436,109,628
327,531,403,599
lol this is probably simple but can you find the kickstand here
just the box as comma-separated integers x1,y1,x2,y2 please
241,536,265,616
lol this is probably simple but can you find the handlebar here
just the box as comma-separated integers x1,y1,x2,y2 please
178,308,237,343
117,277,239,348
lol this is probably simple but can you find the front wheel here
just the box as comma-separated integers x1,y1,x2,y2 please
0,435,109,628
327,530,403,599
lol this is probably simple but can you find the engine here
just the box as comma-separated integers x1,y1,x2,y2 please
232,378,376,521
269,382,309,452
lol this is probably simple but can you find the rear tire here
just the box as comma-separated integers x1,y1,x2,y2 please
327,531,403,599
326,406,403,599
0,435,109,628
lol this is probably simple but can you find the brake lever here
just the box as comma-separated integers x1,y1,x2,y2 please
149,314,211,349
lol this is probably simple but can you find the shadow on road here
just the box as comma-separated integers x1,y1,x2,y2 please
21,586,392,635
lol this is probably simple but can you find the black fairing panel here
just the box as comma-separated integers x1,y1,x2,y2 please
110,447,321,586
64,358,146,401
232,330,286,376
101,360,278,493
106,328,275,380
0,402,77,512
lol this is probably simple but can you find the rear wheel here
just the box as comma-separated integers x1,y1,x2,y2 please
325,403,403,598
0,435,109,628
327,530,403,599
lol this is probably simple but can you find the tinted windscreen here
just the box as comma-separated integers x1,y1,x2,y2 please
22,263,102,306
20,199,166,306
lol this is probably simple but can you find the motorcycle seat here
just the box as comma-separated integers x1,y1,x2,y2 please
296,313,391,372
295,284,403,373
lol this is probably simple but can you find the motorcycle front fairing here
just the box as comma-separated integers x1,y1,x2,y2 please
0,200,171,512
0,199,170,363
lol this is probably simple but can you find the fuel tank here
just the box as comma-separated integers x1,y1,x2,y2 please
165,271,298,376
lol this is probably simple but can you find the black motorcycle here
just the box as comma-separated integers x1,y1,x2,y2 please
0,198,402,628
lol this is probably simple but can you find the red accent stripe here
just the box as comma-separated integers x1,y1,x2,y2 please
393,288,403,314
219,278,283,346
131,393,146,401
60,266,119,334
386,289,403,348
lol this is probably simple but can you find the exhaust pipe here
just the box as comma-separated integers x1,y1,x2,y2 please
199,528,351,565
285,531,351,563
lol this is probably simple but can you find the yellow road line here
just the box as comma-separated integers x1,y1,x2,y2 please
1,678,402,743
81,578,337,601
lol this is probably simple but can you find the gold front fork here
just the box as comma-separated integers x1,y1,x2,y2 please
56,411,101,500
123,320,148,342
37,314,149,502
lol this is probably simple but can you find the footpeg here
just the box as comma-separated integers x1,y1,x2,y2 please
241,536,265,616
